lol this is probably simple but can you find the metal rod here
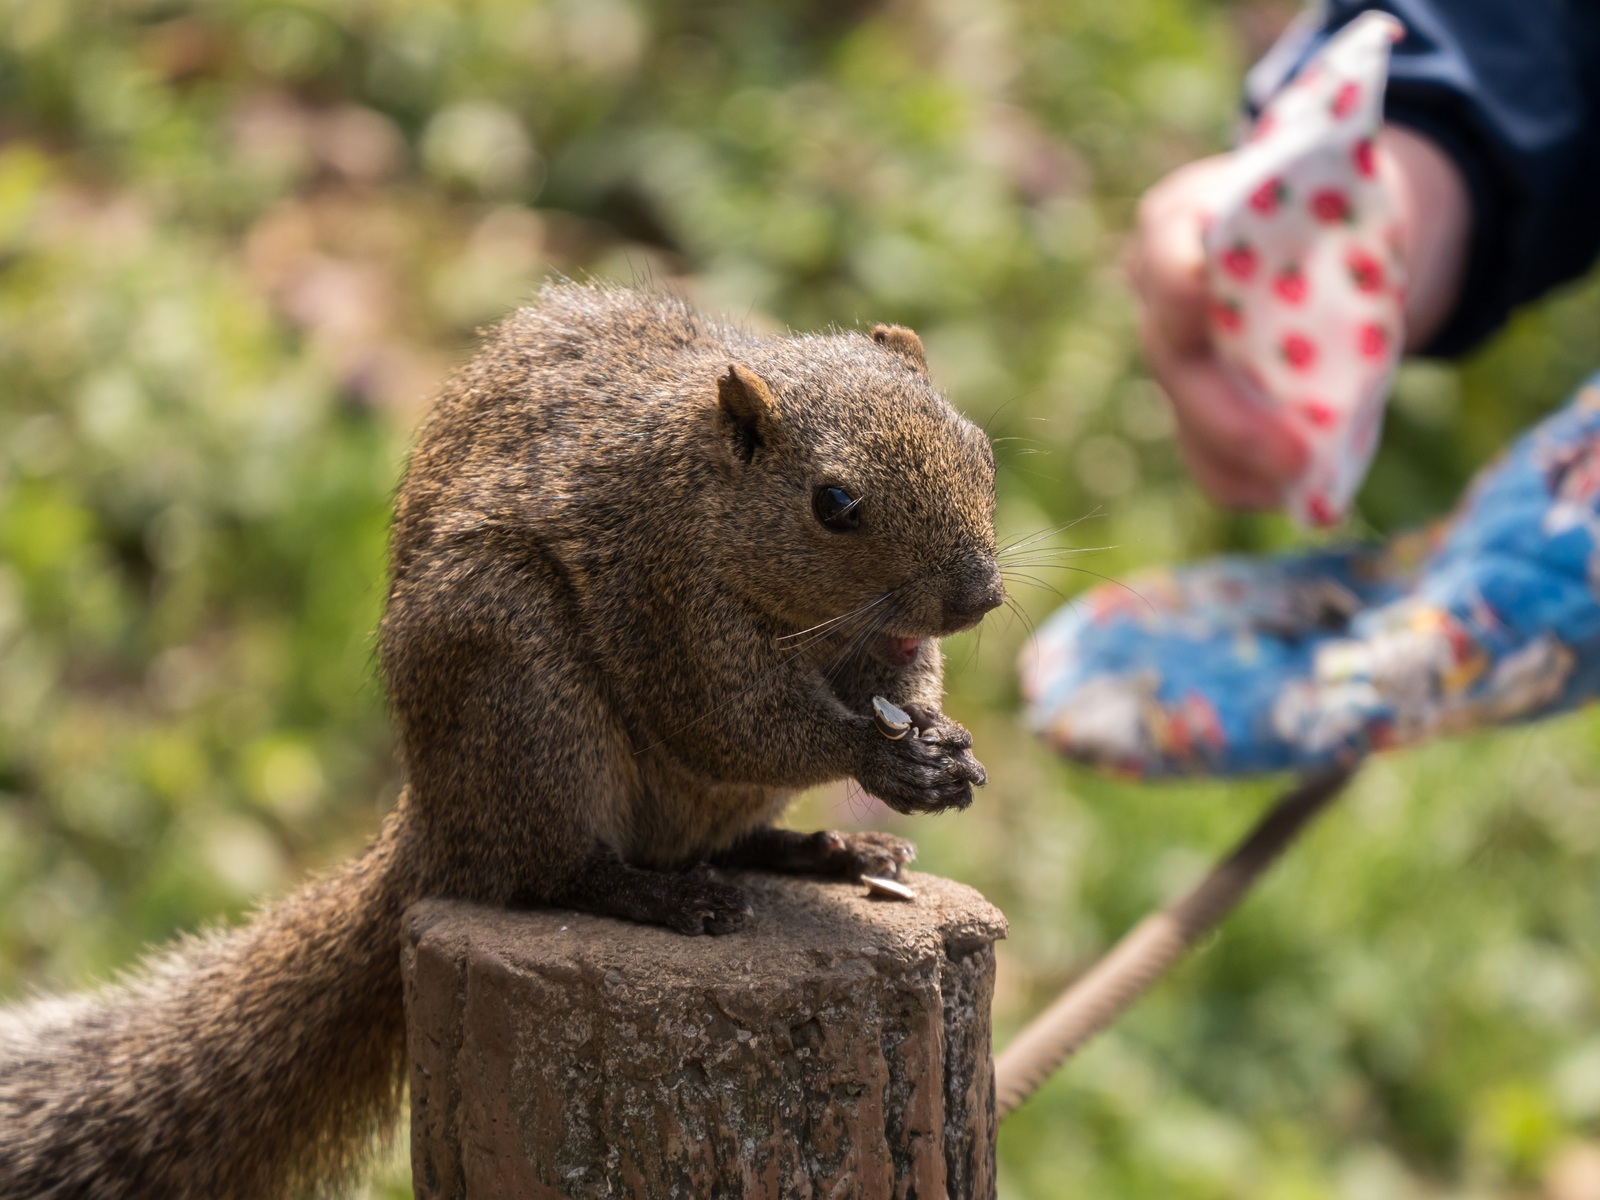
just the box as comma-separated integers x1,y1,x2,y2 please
993,767,1352,1120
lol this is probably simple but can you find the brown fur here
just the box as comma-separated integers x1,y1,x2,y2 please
0,284,1001,1198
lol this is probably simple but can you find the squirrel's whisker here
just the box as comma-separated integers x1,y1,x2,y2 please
997,561,1106,578
635,586,905,755
822,606,898,690
997,513,1104,557
954,623,984,671
780,592,896,657
1000,571,1071,601
776,591,894,644
1002,595,1040,644
997,548,1116,568
1043,565,1156,613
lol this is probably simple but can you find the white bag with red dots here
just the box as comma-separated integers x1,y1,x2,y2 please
1203,11,1405,527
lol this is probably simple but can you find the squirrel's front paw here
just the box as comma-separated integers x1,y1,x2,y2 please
660,866,753,936
856,708,986,815
806,829,917,880
903,704,980,758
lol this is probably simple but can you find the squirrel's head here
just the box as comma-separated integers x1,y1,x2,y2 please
706,324,1001,667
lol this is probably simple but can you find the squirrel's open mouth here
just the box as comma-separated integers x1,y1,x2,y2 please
884,636,924,666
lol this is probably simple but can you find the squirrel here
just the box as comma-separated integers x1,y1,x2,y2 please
0,283,1002,1200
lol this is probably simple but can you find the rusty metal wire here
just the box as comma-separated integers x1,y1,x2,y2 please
994,768,1352,1120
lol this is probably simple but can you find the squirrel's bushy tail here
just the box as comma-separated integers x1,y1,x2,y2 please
0,801,422,1200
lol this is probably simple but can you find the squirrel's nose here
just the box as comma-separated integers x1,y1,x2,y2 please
943,565,1005,632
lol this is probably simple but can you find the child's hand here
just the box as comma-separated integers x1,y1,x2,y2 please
1130,154,1308,509
1128,126,1471,511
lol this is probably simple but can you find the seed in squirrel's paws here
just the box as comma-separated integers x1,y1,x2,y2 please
871,696,914,739
862,875,917,901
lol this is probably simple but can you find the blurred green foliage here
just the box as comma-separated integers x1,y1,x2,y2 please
3,0,1600,1196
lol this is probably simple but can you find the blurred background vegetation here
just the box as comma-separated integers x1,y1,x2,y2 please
3,0,1600,1195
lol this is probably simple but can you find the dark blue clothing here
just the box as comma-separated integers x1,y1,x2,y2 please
1250,0,1600,356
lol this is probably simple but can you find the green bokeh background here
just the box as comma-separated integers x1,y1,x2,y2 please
4,0,1600,1195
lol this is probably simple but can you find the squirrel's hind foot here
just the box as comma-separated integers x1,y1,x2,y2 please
712,827,915,881
550,849,753,936
812,829,916,879
664,865,754,936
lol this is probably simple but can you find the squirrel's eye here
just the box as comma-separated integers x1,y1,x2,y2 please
812,485,862,532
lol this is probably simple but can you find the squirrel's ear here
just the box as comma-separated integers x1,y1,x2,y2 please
715,363,777,463
870,324,928,376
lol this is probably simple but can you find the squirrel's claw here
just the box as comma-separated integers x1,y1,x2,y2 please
664,867,753,936
901,703,973,751
813,829,917,879
856,707,986,815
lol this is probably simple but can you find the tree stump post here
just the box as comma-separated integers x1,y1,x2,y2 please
402,871,1007,1199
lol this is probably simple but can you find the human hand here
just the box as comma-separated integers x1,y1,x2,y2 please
1128,125,1471,510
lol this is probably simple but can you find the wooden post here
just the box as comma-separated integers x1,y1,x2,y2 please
402,871,1006,1199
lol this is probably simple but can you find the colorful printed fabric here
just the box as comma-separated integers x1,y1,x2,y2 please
1021,380,1600,778
1204,11,1406,528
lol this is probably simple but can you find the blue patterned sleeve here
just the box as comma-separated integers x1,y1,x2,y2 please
1023,380,1600,778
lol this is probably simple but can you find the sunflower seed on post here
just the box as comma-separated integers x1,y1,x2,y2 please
872,696,914,740
862,875,917,902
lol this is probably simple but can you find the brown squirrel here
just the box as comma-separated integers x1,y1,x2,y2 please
0,283,1002,1199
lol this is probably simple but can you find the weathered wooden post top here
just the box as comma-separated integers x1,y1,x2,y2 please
403,871,1007,1199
